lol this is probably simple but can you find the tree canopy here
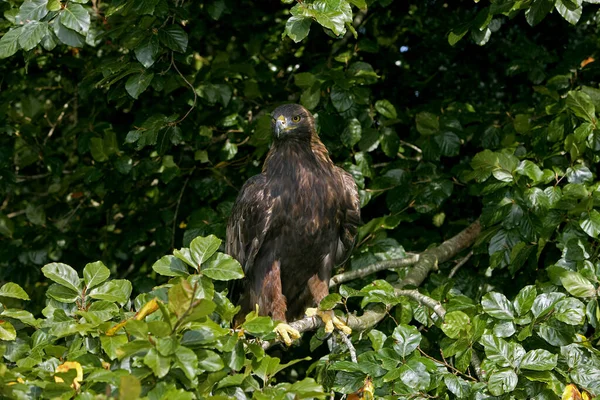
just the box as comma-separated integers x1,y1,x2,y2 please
1,0,600,398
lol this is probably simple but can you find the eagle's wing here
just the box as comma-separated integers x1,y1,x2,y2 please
335,168,361,265
226,174,272,307
226,174,272,273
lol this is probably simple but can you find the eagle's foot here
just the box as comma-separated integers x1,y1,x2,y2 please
274,323,301,346
305,308,352,335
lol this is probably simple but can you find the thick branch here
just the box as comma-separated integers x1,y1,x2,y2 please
402,219,481,288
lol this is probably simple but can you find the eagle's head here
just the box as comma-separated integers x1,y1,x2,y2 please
271,104,315,141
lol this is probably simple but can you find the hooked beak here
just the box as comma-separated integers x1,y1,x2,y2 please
274,115,286,138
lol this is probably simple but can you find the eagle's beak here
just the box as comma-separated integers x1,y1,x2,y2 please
274,115,286,138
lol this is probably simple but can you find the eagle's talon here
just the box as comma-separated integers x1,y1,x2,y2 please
306,307,352,335
274,323,301,346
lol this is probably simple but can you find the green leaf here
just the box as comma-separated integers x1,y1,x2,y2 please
442,311,470,339
144,348,171,378
174,346,198,380
125,71,154,99
89,280,133,304
201,253,244,281
434,131,461,157
519,349,557,371
0,321,17,341
242,314,275,334
318,293,342,310
391,324,421,356
514,285,536,316
482,292,515,320
294,72,316,88
480,334,523,367
83,261,111,289
312,0,351,36
416,112,439,136
18,21,48,51
555,0,582,24
47,283,79,303
42,262,81,293
341,118,362,147
135,36,160,68
285,16,311,42
47,0,61,11
0,282,30,300
525,0,555,26
0,28,23,59
100,334,128,360
197,349,225,371
300,83,321,110
190,235,222,266
375,100,397,119
152,255,190,277
330,85,353,112
555,297,586,325
560,271,596,298
487,369,518,395
53,20,85,47
567,91,596,123
16,0,49,23
60,4,90,34
115,340,153,360
531,292,565,319
580,209,600,238
515,160,544,183
119,375,142,400
158,25,188,53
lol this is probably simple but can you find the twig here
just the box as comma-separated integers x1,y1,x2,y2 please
400,140,422,154
339,333,357,363
329,254,420,287
396,289,445,319
45,102,70,145
171,167,195,249
171,52,198,124
7,210,26,219
448,250,473,279
417,348,477,382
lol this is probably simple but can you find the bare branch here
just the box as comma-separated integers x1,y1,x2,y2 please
448,250,474,279
339,333,357,363
329,253,419,288
396,289,445,319
171,52,198,125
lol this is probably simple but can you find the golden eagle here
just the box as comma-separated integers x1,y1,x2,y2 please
227,104,360,329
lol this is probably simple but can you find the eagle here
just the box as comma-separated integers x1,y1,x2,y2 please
226,104,360,340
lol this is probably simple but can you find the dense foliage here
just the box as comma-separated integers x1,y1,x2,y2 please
1,0,600,398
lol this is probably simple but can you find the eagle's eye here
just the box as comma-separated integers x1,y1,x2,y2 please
292,115,301,122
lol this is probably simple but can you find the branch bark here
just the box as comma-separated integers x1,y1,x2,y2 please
329,253,420,288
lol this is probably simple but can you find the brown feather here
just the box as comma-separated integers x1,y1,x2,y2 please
227,104,360,323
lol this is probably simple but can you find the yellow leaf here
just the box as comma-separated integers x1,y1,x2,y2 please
55,361,83,390
563,384,582,400
106,320,127,336
135,298,160,320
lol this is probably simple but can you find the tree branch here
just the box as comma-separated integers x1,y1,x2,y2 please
329,253,420,288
